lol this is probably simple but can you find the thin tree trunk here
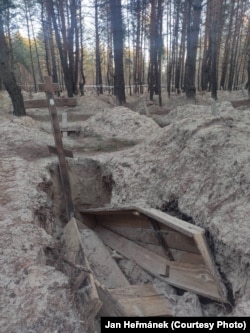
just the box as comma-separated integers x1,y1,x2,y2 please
149,0,163,103
24,0,37,92
0,15,26,116
220,0,235,90
95,0,103,95
79,3,86,95
28,5,43,82
185,0,203,100
210,0,223,100
109,0,126,105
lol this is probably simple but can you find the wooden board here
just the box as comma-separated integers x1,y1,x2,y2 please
47,145,74,158
96,224,199,254
95,226,169,277
81,206,204,237
24,97,77,109
95,225,226,302
80,206,227,302
95,282,126,317
109,285,173,317
63,218,102,327
80,227,130,289
38,82,60,92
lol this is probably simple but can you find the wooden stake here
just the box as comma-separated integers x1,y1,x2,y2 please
44,76,74,219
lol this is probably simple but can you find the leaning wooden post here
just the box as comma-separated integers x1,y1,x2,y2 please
43,76,75,219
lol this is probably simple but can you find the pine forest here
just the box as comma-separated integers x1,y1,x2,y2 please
0,0,250,114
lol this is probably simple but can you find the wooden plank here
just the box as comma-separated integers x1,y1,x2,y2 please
39,82,60,92
165,260,224,302
62,218,102,328
136,207,204,237
94,212,154,229
149,218,174,261
80,227,130,289
94,280,126,317
231,99,250,108
47,145,74,158
24,98,77,109
92,224,199,254
96,226,169,277
81,206,204,237
138,242,204,264
193,233,227,302
54,97,77,107
96,226,225,302
109,285,173,317
24,99,48,109
44,76,74,219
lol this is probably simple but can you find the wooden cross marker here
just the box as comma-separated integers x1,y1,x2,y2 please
43,76,75,219
24,81,77,109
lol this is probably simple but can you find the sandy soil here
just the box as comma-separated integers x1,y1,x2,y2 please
0,88,249,332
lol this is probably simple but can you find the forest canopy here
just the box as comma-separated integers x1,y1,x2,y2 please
0,0,250,107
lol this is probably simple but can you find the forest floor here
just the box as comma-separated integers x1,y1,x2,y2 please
0,88,250,332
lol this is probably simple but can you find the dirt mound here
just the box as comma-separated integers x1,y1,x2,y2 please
82,106,159,141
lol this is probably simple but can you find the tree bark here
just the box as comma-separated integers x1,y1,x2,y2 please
95,0,103,95
184,0,203,100
149,0,163,104
0,14,26,116
109,0,126,105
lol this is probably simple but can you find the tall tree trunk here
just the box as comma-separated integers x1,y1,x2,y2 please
28,4,43,82
24,0,37,92
210,0,223,100
201,1,212,91
185,0,203,100
227,0,241,91
79,3,85,95
109,0,126,105
174,0,181,94
220,0,235,90
247,16,250,97
149,0,163,104
0,14,26,116
45,0,75,97
95,0,103,95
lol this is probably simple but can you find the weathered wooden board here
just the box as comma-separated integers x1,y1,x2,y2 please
80,227,130,289
109,285,173,317
96,224,199,254
38,82,60,92
81,210,199,254
231,99,250,108
138,242,204,264
24,97,77,109
63,218,102,327
80,206,227,302
97,226,224,301
81,206,204,237
47,145,74,158
94,281,126,317
96,226,170,277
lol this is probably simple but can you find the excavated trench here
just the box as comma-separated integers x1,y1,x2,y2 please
34,158,234,320
35,158,113,240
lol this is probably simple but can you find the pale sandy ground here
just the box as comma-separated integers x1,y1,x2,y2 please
0,88,249,332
